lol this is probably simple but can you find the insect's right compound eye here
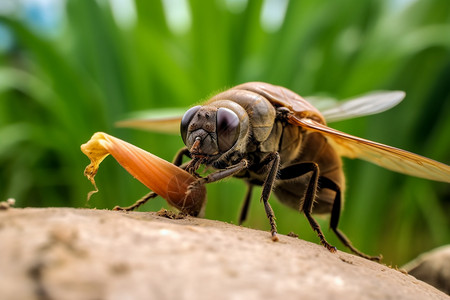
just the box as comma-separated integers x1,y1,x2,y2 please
180,105,201,145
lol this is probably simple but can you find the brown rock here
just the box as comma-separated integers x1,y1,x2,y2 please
403,245,450,295
0,208,447,300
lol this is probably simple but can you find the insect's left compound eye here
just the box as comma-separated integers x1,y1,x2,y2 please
180,105,201,145
216,107,240,152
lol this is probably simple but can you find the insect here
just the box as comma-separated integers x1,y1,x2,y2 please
115,82,450,261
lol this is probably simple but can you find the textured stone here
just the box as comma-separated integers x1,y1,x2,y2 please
0,208,447,300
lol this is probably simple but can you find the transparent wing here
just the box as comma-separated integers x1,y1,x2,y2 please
290,117,450,183
303,95,340,112
115,108,184,134
116,90,405,133
305,91,405,123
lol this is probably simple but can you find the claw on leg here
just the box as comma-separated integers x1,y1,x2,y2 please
271,231,279,242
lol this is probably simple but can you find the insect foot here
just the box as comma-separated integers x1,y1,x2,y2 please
271,232,279,242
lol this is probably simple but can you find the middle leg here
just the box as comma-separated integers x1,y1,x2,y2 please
238,183,253,225
278,162,336,252
259,152,281,241
320,176,382,261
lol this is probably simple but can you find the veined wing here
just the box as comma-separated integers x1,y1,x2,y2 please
116,108,184,134
236,82,404,124
116,85,405,133
290,117,450,183
305,91,405,123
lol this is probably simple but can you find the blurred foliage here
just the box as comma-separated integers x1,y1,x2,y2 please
0,0,449,265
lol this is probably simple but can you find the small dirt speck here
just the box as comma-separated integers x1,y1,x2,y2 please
393,266,408,275
339,257,354,265
157,208,187,219
287,231,299,238
110,262,130,275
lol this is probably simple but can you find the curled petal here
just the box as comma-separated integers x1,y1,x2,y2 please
81,132,206,216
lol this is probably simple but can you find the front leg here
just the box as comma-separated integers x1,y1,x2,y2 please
187,154,280,243
113,192,158,211
188,159,248,188
172,147,191,167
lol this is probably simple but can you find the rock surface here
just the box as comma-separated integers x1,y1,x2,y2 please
403,245,450,295
0,207,447,300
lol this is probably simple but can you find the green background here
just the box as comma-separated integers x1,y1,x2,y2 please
0,0,449,265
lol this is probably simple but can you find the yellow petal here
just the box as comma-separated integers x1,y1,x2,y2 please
81,132,206,216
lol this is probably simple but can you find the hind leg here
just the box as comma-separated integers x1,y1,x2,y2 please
320,176,382,261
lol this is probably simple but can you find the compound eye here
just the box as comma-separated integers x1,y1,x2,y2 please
180,106,201,145
216,107,240,152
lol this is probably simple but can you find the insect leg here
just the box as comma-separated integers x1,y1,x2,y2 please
114,147,191,212
113,192,158,211
238,183,253,225
189,159,249,187
172,147,191,166
279,162,336,252
260,152,281,241
320,176,382,261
